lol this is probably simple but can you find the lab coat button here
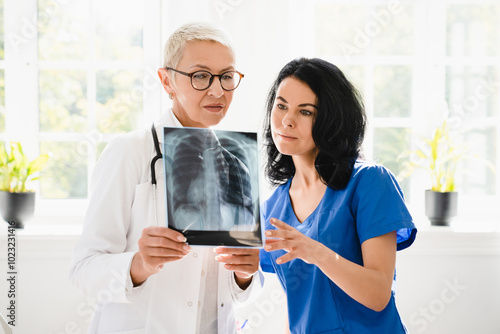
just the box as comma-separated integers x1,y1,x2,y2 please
193,253,198,258
220,303,224,308
188,301,193,307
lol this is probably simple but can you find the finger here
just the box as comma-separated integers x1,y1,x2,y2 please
265,228,293,240
144,246,190,258
143,226,187,242
264,239,280,246
214,247,259,256
215,254,256,265
139,235,191,253
147,236,191,251
275,253,296,264
264,240,292,252
269,218,294,231
147,255,183,266
224,264,257,275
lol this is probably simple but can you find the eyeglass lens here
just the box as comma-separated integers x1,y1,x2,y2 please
191,71,241,91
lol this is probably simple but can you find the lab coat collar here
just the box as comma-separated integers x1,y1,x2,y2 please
156,108,182,128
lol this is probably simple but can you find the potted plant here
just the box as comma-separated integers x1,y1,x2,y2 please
0,142,49,228
397,120,467,226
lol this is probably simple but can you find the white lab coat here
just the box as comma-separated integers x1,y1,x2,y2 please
69,110,263,334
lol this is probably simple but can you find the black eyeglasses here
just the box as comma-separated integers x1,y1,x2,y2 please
165,67,244,91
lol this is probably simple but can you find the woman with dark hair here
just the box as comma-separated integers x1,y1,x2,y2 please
260,58,417,333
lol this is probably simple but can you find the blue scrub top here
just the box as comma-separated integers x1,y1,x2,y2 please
260,162,417,334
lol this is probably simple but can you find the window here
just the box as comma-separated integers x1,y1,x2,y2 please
1,1,163,221
1,0,498,228
445,3,499,199
313,2,415,198
309,0,499,227
37,0,146,199
0,0,4,134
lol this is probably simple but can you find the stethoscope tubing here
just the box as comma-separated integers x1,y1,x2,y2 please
150,123,163,186
151,123,163,226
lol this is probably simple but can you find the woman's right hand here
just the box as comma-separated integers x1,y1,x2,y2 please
130,226,191,286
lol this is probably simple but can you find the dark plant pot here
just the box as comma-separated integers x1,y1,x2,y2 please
0,190,36,229
425,190,458,226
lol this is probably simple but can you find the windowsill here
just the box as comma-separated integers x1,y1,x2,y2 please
412,213,500,233
1,216,499,260
0,216,83,237
9,223,83,237
1,215,498,237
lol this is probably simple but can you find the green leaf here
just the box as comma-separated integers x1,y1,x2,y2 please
28,154,49,175
0,142,9,165
0,142,50,192
398,119,477,192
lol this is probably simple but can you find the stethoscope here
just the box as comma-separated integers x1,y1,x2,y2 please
150,123,162,187
150,124,162,226
150,124,196,232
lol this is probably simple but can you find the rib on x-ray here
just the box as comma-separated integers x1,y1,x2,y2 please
162,127,261,246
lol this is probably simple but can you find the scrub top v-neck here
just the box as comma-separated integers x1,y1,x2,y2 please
284,181,327,227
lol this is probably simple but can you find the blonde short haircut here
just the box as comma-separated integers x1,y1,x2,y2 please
162,22,234,68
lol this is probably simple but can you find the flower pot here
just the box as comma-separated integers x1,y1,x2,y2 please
425,190,458,226
0,190,36,229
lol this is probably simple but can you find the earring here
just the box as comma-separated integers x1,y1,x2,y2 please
169,93,174,100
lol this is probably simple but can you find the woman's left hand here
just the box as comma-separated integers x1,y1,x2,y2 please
215,247,259,289
264,218,328,265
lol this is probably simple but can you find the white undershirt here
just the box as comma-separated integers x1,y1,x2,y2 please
196,247,219,334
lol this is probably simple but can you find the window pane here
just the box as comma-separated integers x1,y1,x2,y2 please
373,127,411,196
341,65,364,94
459,127,496,196
38,0,88,60
374,66,412,117
96,142,108,162
0,70,4,133
94,1,143,61
315,4,368,56
96,70,143,133
40,141,88,199
372,4,414,56
0,0,3,133
315,3,413,57
39,70,87,132
446,66,498,119
447,4,500,57
0,0,4,60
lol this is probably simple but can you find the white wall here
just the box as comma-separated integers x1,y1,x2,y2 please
395,228,500,334
1,226,500,334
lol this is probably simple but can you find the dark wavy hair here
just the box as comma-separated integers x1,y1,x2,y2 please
263,58,366,190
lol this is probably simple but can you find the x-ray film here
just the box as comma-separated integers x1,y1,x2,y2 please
163,127,263,247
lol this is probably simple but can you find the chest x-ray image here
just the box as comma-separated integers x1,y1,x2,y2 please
163,127,262,247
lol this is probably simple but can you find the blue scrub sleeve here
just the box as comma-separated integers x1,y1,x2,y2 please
259,248,275,273
352,165,416,251
258,202,276,273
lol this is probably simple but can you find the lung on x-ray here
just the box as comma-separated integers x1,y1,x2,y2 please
162,126,262,247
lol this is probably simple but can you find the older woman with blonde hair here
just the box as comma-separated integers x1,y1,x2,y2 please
70,23,262,334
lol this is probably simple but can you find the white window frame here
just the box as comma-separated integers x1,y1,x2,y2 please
2,0,164,223
1,0,498,228
305,0,500,228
